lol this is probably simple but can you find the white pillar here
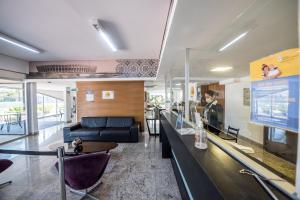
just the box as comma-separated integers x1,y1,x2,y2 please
25,82,38,135
164,74,168,105
169,75,173,105
184,48,190,120
64,87,72,123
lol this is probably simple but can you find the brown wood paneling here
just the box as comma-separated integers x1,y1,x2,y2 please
76,81,144,129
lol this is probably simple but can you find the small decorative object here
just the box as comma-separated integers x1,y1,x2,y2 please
175,110,183,130
102,90,114,99
86,90,94,102
72,137,83,153
194,121,208,150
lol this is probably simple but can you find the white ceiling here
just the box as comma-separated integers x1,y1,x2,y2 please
158,0,298,80
0,0,171,61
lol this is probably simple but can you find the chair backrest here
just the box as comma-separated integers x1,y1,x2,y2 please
106,117,135,128
227,126,239,137
55,153,110,190
81,117,107,128
0,159,13,173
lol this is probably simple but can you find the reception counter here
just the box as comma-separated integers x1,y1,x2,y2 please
160,112,293,200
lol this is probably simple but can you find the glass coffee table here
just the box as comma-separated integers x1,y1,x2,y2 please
48,141,118,155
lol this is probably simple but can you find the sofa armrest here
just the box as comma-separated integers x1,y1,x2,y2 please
63,122,81,142
64,122,81,131
130,122,139,142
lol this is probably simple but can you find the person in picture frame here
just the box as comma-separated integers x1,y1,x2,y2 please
202,90,221,135
261,64,281,80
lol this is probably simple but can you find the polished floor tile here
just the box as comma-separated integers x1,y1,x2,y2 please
0,124,181,200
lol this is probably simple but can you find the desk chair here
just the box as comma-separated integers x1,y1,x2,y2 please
220,126,239,143
55,152,110,200
0,159,13,188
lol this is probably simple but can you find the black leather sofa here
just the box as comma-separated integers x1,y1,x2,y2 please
63,116,139,143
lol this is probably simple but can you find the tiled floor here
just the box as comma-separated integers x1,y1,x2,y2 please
0,124,181,200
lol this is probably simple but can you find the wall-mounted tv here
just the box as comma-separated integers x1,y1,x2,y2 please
250,75,299,132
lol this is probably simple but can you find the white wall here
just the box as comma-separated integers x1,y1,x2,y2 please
224,76,264,144
0,54,29,80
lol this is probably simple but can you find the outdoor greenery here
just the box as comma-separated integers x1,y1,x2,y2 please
148,95,164,107
0,88,22,102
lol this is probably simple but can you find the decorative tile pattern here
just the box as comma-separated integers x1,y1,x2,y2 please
116,59,159,78
28,59,159,79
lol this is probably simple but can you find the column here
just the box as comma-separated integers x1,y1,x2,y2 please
169,75,173,106
184,48,190,120
64,87,72,123
25,82,38,135
164,74,168,106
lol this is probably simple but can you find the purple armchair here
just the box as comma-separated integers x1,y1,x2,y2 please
0,159,13,188
55,152,110,200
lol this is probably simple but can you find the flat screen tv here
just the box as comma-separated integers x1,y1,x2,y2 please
250,75,299,133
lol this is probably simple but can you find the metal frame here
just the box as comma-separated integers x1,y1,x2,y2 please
70,181,102,200
0,180,12,189
57,146,66,200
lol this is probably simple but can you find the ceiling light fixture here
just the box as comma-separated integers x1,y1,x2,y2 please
219,32,248,52
210,66,233,72
92,19,117,52
0,33,41,54
175,83,181,86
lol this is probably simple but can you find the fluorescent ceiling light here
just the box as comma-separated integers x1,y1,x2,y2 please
210,66,233,72
92,19,117,52
219,32,248,52
175,83,181,86
99,31,117,52
0,33,41,54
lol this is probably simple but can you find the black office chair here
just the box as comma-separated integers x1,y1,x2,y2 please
220,126,239,143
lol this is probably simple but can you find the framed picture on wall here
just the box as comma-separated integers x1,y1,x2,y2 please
243,88,250,106
102,90,114,99
86,90,94,102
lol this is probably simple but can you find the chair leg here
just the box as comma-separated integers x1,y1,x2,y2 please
0,180,12,189
70,189,99,200
70,181,103,200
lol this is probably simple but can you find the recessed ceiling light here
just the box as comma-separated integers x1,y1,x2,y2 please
92,19,117,52
210,66,233,72
219,32,248,52
0,33,41,54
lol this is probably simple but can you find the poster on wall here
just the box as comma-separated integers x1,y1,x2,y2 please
102,91,114,99
243,88,250,106
250,48,299,132
189,83,197,101
86,90,94,102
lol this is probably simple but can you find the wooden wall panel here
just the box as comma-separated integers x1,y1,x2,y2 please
76,81,144,129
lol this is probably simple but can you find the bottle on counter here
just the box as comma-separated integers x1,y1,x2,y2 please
194,120,208,150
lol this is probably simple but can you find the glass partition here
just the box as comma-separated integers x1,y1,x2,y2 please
169,0,299,185
37,93,64,130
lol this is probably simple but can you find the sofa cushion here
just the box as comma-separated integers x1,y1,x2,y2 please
70,128,100,137
106,117,134,128
100,128,130,139
81,117,107,128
